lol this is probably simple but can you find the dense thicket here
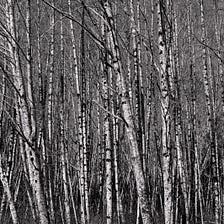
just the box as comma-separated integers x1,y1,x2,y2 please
0,0,224,224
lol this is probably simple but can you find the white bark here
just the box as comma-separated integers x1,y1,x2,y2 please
157,1,172,224
102,49,112,224
0,156,18,224
200,0,219,223
113,116,124,224
104,2,152,223
60,16,71,224
48,0,55,145
6,1,49,223
68,1,86,222
104,83,112,224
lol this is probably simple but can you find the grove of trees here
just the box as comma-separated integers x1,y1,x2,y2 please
0,0,224,223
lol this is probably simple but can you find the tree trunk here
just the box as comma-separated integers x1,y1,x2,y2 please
103,2,152,223
156,1,172,223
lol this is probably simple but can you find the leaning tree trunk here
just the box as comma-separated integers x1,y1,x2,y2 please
103,2,153,223
6,0,49,223
0,155,18,224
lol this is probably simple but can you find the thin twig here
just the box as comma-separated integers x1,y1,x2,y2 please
42,0,104,49
92,99,123,121
194,34,224,64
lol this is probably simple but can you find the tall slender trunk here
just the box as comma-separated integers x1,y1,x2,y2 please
68,1,80,222
214,2,224,221
172,6,190,224
103,2,152,223
200,1,219,223
6,0,49,223
60,14,71,224
46,2,55,222
156,1,173,223
79,5,89,223
103,55,113,224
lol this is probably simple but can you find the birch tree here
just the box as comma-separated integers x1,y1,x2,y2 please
5,0,49,223
156,1,172,223
103,1,153,223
